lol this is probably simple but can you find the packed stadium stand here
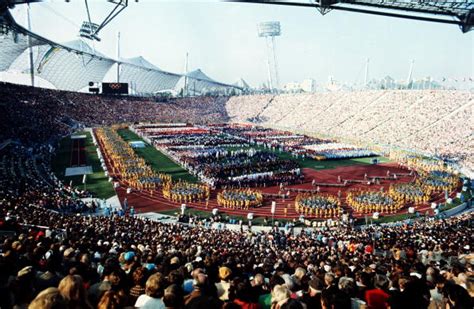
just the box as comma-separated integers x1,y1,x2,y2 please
1,80,473,308
1,2,473,309
226,91,474,176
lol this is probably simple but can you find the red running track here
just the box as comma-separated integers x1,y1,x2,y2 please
115,164,458,220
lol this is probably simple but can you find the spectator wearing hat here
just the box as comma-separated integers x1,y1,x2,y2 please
121,251,136,275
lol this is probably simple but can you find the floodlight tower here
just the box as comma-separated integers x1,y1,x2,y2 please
258,21,281,91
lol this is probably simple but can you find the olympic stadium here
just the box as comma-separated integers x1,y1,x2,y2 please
0,1,473,308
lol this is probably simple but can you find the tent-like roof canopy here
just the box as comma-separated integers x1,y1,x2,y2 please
62,40,106,57
0,9,242,95
186,69,217,83
121,56,161,71
234,78,250,89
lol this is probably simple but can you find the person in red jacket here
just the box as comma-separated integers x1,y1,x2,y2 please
365,274,390,309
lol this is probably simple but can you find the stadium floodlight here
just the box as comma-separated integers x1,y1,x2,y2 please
78,0,129,41
257,21,281,91
79,21,100,41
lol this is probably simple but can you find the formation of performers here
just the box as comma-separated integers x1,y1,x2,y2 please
183,149,301,188
294,193,342,218
344,154,460,214
393,153,452,173
95,127,170,190
217,189,263,209
389,183,431,204
347,191,404,214
418,171,459,193
97,125,463,218
162,181,210,202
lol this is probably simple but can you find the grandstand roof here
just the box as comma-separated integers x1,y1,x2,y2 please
234,78,251,89
233,0,474,32
0,9,241,95
186,69,217,83
121,56,161,71
62,40,106,58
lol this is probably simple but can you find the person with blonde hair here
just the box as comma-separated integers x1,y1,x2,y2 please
28,287,66,309
58,275,92,309
271,284,290,309
97,290,125,309
135,272,166,308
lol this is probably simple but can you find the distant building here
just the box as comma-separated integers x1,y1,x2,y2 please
283,78,316,93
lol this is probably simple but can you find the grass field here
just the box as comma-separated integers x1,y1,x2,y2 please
52,131,116,199
116,129,198,183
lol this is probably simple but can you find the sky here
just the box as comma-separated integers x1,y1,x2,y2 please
10,0,474,88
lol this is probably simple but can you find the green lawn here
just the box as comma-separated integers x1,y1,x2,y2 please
116,129,198,183
52,131,116,199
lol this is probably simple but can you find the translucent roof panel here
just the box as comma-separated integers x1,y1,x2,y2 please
9,44,52,73
34,44,115,91
1,12,239,95
119,63,181,94
0,30,42,71
186,77,231,94
121,56,161,70
186,69,216,83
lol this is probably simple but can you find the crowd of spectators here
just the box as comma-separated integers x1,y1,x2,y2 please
226,90,473,176
0,82,230,147
1,200,472,309
1,82,473,308
0,144,94,214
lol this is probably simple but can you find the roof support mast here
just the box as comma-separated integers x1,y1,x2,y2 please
116,31,120,82
26,3,34,87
